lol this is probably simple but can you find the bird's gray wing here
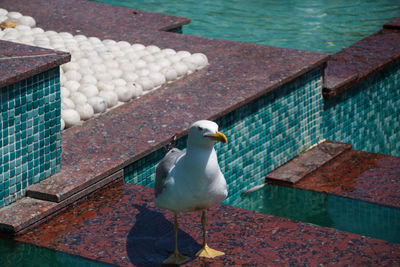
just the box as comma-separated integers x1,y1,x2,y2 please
155,148,185,197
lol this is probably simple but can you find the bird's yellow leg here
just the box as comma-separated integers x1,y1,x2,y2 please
196,210,225,258
163,213,190,264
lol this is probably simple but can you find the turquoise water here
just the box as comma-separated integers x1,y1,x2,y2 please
0,238,115,267
232,184,400,243
90,0,400,53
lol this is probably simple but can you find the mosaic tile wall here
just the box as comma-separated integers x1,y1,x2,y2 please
323,60,400,157
0,68,62,208
124,67,324,202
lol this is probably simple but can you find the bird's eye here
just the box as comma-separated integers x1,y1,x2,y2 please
197,126,203,131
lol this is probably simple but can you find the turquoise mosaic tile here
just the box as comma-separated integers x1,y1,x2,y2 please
124,67,323,203
323,60,400,156
0,68,62,208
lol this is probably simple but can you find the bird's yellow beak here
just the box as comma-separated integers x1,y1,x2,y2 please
204,131,227,143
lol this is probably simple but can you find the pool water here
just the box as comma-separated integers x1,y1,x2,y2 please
231,184,400,243
90,0,400,53
0,238,115,267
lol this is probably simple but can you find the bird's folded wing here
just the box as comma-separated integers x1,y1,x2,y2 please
155,148,185,197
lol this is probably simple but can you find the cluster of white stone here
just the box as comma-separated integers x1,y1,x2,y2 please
0,8,209,130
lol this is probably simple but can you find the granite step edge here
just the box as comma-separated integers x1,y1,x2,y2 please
383,17,400,30
322,19,400,99
265,140,352,184
0,170,123,235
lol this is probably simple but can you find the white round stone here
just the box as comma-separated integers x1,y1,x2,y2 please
97,81,115,91
79,84,99,98
70,92,88,106
136,77,154,91
88,96,107,113
161,68,178,81
64,70,82,81
117,40,131,49
122,72,139,82
92,64,107,73
191,53,209,69
147,63,161,73
64,80,81,92
148,72,166,87
0,8,8,17
95,72,113,82
115,86,134,102
104,60,119,69
75,103,94,121
166,54,180,64
131,43,145,51
131,82,143,98
176,50,191,59
172,62,189,76
7,11,22,20
103,39,116,45
62,62,80,72
162,48,176,56
61,87,70,98
112,78,127,87
146,45,161,53
109,68,123,78
98,90,118,108
62,98,76,109
134,59,147,69
81,75,97,85
62,109,81,128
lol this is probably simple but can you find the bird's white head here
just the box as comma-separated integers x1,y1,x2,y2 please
188,120,227,148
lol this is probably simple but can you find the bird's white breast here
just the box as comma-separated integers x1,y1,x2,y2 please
155,148,227,212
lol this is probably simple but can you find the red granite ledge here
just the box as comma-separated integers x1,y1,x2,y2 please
265,140,352,184
2,0,190,36
0,198,58,234
268,147,400,209
323,26,400,99
384,17,400,30
0,40,70,88
0,170,123,236
16,181,400,266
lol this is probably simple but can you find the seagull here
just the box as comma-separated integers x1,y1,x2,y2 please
154,120,228,264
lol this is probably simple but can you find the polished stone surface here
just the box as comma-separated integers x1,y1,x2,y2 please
16,180,400,266
384,17,400,30
323,26,400,98
265,141,352,184
1,0,190,34
0,170,124,235
268,148,400,209
0,40,70,88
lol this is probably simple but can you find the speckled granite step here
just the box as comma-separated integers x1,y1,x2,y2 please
270,147,400,209
0,40,70,89
15,181,400,266
384,17,400,30
323,19,400,98
0,170,123,235
265,140,352,184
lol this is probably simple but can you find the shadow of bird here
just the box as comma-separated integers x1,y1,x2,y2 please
126,204,201,266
